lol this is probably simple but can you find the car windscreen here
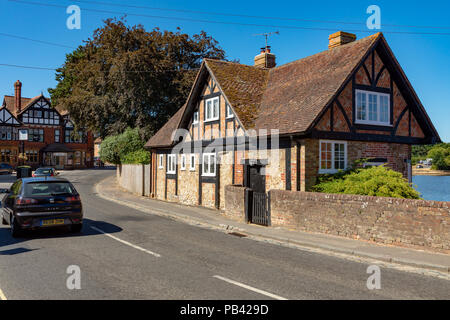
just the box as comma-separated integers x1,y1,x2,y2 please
35,169,52,174
24,182,76,196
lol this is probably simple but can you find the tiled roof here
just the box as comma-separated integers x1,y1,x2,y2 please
146,33,381,148
144,104,187,148
2,95,32,116
204,59,269,129
255,33,380,134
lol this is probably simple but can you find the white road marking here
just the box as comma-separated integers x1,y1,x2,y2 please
0,287,7,300
213,275,288,300
90,226,161,258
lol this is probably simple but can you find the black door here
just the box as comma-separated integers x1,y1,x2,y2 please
245,165,270,226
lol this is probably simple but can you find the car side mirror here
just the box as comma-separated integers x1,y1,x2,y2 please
0,188,10,193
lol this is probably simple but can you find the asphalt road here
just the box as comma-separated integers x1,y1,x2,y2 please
0,169,449,300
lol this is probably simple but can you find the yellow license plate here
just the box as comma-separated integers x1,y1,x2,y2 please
41,219,65,226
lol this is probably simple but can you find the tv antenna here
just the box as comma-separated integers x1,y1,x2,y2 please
253,31,279,50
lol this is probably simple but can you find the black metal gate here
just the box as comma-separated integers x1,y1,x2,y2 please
244,163,270,226
251,192,269,226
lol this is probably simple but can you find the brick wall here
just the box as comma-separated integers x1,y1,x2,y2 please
270,190,450,251
224,185,247,222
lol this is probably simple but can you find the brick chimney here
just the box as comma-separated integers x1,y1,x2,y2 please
14,80,22,113
328,31,356,49
254,46,276,68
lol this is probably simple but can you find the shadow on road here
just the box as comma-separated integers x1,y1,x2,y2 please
0,218,122,248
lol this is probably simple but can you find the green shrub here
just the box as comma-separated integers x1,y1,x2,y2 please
99,127,149,165
120,150,150,164
312,165,421,199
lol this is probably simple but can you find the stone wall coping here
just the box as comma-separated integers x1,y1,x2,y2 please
269,189,450,209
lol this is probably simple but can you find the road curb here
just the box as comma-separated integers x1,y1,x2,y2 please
95,177,450,276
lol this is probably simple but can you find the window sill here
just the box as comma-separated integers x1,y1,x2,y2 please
204,118,219,123
354,120,392,127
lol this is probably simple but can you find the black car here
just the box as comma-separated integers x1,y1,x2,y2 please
32,167,58,177
1,177,83,237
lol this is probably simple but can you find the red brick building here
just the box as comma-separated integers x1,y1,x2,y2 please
0,80,94,169
145,32,440,210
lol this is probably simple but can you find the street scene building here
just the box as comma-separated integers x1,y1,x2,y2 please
145,32,440,210
0,80,94,169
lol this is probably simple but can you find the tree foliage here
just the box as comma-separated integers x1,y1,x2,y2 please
49,17,226,140
427,144,450,170
312,165,421,199
99,128,149,164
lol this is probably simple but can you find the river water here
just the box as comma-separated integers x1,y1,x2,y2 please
412,175,450,202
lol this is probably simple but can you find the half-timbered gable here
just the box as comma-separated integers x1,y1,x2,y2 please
146,31,440,211
0,81,94,169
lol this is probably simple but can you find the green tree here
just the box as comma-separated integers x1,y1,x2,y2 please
49,17,226,140
99,135,121,165
427,146,450,170
312,165,421,199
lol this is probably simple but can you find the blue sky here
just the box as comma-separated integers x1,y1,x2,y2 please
0,0,449,141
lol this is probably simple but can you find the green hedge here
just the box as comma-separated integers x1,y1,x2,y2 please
312,165,421,199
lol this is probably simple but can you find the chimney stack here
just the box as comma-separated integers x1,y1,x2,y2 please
254,46,276,68
328,31,356,49
14,80,22,113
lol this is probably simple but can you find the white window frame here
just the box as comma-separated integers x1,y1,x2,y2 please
226,104,234,118
190,154,196,171
158,154,164,169
192,111,199,124
180,154,186,170
319,140,348,174
355,89,391,126
167,154,176,174
202,153,216,177
204,97,219,122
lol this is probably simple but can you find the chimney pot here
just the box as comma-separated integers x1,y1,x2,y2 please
14,80,22,113
254,48,276,68
328,31,356,49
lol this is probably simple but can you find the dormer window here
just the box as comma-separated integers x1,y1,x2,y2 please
355,90,390,126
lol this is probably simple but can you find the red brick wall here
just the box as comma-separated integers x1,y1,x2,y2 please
270,190,450,252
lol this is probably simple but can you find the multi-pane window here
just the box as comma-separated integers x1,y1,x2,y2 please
0,149,11,162
0,127,18,140
55,129,60,143
25,150,39,163
319,141,347,174
167,154,176,174
65,129,85,143
27,129,44,142
23,109,60,125
356,90,390,125
202,153,216,177
205,97,219,122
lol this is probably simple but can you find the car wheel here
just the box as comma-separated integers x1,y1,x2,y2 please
11,217,22,238
71,224,83,233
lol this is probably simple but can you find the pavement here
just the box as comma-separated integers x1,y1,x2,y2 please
1,169,450,300
97,174,450,276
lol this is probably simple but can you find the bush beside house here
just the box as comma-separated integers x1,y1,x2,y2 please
100,128,150,165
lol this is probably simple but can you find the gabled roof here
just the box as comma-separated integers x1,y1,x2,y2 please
256,33,379,134
146,32,439,148
144,104,187,148
2,95,32,116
